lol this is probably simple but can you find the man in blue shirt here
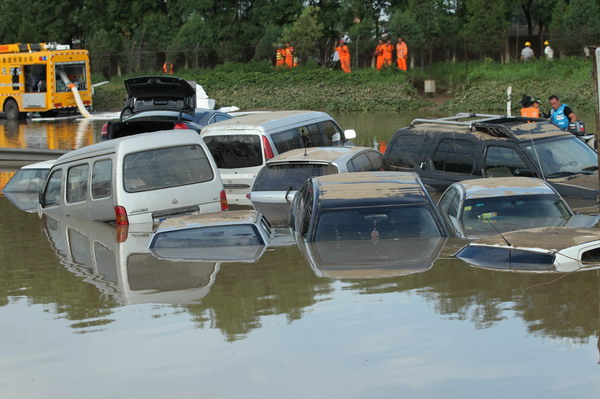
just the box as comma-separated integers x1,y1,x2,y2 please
548,95,577,130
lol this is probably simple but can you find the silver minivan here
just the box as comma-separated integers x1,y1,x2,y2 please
200,110,357,206
39,129,228,225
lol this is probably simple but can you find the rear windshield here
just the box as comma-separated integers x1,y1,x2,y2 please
315,204,442,241
456,245,555,271
123,144,214,192
253,164,338,191
203,134,262,169
151,224,264,248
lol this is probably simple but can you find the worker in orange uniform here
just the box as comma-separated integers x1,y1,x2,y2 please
336,39,351,73
284,42,294,68
374,39,384,70
275,44,286,68
396,37,408,71
383,38,393,67
520,95,541,118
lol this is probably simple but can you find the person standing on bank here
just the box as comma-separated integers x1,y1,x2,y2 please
275,44,286,68
284,42,294,68
521,41,534,61
396,37,408,71
544,41,554,60
336,39,351,73
548,95,577,130
375,39,384,70
383,38,393,67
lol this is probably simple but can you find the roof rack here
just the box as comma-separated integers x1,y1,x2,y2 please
409,113,549,141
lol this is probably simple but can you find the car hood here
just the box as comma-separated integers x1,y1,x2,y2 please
124,76,196,100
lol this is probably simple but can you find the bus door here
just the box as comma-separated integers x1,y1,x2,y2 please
22,63,47,108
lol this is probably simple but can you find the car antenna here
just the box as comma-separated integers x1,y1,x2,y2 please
484,218,512,247
527,129,545,180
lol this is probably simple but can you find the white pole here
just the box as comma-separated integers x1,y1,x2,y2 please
506,85,512,116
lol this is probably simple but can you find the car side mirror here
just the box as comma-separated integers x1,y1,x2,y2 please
343,129,357,140
513,168,534,177
38,191,45,207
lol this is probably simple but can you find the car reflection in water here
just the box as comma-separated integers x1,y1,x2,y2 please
299,237,448,279
41,213,220,305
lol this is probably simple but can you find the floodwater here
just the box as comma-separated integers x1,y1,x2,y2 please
1,112,600,399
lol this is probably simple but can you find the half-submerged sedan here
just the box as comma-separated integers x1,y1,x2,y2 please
149,210,271,262
289,171,448,242
437,177,598,238
455,227,600,273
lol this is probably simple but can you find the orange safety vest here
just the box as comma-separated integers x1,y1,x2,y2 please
520,106,540,118
382,44,393,65
275,49,285,66
336,44,351,73
396,42,408,71
375,44,384,70
285,46,294,68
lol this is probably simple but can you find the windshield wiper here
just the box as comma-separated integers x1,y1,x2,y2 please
547,171,579,178
582,165,598,172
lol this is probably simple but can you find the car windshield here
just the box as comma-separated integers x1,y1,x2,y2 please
462,194,572,234
253,164,338,191
522,137,598,177
315,204,443,241
3,168,50,192
203,134,263,169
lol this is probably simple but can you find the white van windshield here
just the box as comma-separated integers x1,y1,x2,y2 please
203,135,262,169
123,144,214,192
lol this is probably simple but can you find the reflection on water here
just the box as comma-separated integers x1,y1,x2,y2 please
1,112,600,396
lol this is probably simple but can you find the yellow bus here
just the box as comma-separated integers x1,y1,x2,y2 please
0,42,92,119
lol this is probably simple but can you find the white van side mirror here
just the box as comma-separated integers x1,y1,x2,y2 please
343,129,357,139
332,133,341,142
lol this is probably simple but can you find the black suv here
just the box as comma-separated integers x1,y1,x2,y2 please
382,113,599,211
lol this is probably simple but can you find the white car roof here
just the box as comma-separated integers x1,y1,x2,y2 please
20,159,57,169
456,177,555,199
266,146,375,165
201,110,333,134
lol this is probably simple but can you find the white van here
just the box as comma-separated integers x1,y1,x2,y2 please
200,110,357,206
39,129,228,225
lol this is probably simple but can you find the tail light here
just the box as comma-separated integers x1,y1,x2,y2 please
174,123,188,129
220,190,229,211
101,122,108,138
262,136,274,160
114,206,129,225
116,224,129,243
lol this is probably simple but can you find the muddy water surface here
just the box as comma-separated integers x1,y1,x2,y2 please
0,113,599,399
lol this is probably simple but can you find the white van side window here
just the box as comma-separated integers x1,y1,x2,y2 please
319,121,343,144
66,164,89,203
92,159,112,199
123,144,214,193
271,128,303,153
43,169,63,206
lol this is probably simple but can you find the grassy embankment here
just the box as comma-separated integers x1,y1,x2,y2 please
93,58,597,114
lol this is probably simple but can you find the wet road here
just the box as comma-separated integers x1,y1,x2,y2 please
1,114,599,398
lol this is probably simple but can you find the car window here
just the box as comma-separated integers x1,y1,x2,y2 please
212,114,231,123
438,186,460,218
318,120,343,145
66,164,89,203
204,134,262,169
92,159,112,199
485,146,528,177
348,153,373,172
3,168,50,192
366,151,383,170
124,144,214,192
315,205,442,241
253,164,338,191
307,123,324,146
43,169,62,206
432,139,476,174
151,225,263,248
271,128,303,153
386,134,430,168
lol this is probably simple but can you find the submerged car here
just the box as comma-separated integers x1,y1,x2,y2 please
2,159,56,212
289,172,448,242
455,227,600,273
438,177,598,238
383,113,600,211
250,146,383,225
149,210,271,262
102,76,202,140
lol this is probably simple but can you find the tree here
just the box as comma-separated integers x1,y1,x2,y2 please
280,6,324,64
462,0,509,59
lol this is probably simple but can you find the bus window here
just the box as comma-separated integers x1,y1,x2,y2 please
55,62,87,92
24,64,47,93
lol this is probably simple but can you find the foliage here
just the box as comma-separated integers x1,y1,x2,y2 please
279,6,324,64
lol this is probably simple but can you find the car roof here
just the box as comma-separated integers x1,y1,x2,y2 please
455,177,556,199
313,171,429,207
399,114,571,142
155,210,261,232
266,146,376,165
20,159,57,170
201,110,333,133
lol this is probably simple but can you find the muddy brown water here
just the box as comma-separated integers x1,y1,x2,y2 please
1,113,599,398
